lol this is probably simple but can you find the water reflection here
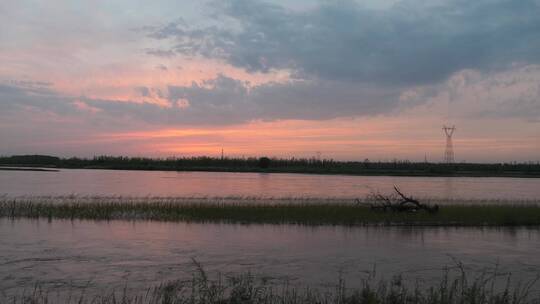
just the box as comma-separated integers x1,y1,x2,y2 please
443,177,454,199
0,169,539,200
1,218,539,296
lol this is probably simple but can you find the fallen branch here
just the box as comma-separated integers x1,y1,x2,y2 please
361,186,439,213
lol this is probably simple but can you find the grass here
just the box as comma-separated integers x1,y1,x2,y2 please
4,260,540,304
1,196,540,226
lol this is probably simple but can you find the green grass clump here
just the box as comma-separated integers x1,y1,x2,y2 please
1,197,540,226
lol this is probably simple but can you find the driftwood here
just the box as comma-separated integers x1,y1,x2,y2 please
356,186,439,213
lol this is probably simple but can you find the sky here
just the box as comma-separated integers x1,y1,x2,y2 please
1,0,539,162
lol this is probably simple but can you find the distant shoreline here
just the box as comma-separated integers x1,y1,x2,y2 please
1,164,539,178
0,166,59,172
1,155,539,178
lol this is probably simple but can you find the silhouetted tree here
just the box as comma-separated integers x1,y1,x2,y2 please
258,157,271,169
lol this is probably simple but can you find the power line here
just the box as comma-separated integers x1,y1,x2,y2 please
442,125,456,163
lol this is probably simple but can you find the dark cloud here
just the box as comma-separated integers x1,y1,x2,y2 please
145,48,177,58
0,75,400,127
135,86,150,97
5,80,53,88
155,64,168,71
135,86,165,99
2,61,540,135
0,82,75,115
148,0,540,85
84,75,398,125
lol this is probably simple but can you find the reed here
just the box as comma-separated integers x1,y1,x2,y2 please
1,197,540,226
4,261,540,304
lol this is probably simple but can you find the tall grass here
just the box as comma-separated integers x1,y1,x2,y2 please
1,196,540,226
4,261,540,304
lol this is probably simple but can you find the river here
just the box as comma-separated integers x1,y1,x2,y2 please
1,218,539,297
1,169,540,298
1,168,540,200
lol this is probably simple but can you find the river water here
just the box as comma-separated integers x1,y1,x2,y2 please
1,168,540,200
1,169,540,298
1,218,539,297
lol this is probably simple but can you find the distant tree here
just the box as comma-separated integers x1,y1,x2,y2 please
258,157,271,169
0,155,60,165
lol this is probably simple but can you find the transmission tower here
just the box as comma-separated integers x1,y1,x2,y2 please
442,125,456,163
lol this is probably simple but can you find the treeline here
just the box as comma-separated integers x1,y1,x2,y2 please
1,154,540,177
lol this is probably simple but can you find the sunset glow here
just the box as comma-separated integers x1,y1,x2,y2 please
1,0,539,162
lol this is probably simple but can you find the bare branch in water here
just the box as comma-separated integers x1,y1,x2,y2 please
364,186,439,213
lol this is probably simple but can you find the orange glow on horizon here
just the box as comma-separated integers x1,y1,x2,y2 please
85,118,458,160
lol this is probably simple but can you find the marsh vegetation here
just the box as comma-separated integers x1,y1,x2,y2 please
5,261,540,304
1,196,539,226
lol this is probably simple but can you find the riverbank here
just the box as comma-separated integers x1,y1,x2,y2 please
2,197,539,226
1,155,539,177
4,261,539,304
0,167,59,172
3,164,540,178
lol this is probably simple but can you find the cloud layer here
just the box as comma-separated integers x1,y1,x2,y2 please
3,0,540,126
1,0,539,160
149,0,540,85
